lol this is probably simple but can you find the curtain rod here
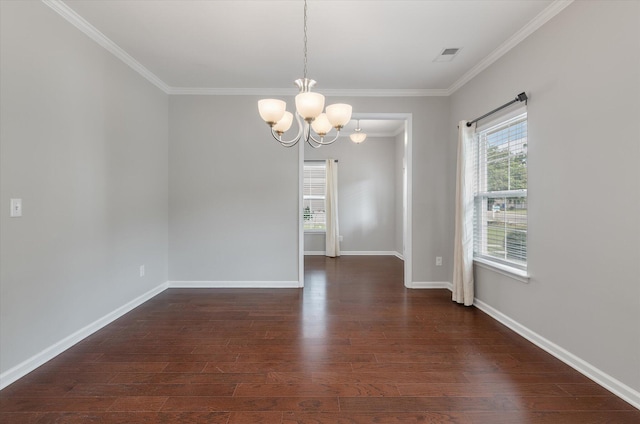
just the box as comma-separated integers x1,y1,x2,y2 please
305,159,338,162
466,92,528,127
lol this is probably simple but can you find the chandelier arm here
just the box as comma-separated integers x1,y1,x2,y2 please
270,112,307,146
270,128,299,147
307,140,323,148
308,131,341,145
305,135,325,148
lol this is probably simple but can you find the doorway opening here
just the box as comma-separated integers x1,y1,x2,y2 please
297,113,412,288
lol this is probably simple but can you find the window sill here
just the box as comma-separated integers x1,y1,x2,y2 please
304,230,326,234
473,257,529,283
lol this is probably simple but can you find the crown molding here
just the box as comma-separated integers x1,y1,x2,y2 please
167,87,298,96
43,0,573,98
42,0,171,93
168,87,449,97
447,0,574,95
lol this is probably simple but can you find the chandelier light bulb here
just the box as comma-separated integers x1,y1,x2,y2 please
311,113,333,136
273,111,294,134
326,103,353,129
258,99,286,126
295,92,325,121
350,131,367,144
350,120,367,144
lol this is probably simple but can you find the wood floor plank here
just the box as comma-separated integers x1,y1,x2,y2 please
0,412,43,424
106,396,168,412
0,397,117,413
228,411,284,423
338,395,517,412
466,411,640,424
1,256,638,423
66,382,237,397
311,371,470,384
160,396,340,412
283,411,472,423
109,371,267,384
234,383,401,397
395,383,568,397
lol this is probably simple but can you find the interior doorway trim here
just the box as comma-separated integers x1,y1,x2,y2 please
298,112,413,288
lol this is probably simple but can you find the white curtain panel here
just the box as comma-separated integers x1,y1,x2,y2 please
452,121,475,306
325,159,340,257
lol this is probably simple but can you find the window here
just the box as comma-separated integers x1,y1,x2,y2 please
303,162,326,231
473,111,528,272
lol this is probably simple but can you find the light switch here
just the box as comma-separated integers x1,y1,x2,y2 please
10,199,22,217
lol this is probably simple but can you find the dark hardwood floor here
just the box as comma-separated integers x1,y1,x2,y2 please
1,255,638,423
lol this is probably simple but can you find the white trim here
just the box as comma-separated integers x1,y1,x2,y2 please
304,251,402,257
340,251,395,256
41,0,170,93
298,138,305,288
410,281,453,290
404,116,413,288
447,0,574,94
0,282,168,390
474,299,640,410
169,281,300,289
168,87,449,97
474,258,530,283
394,252,404,261
341,251,401,256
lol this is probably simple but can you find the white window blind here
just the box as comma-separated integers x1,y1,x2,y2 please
473,112,528,270
303,162,326,231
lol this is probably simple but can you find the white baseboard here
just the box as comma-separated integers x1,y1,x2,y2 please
304,251,402,257
0,282,168,390
410,281,453,290
342,251,401,256
169,281,300,288
474,298,640,410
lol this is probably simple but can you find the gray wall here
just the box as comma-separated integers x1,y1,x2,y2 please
0,1,169,374
304,136,399,253
449,0,640,392
169,95,299,282
169,96,451,284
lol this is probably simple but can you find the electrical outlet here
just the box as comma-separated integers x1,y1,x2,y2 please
139,265,145,277
435,256,442,266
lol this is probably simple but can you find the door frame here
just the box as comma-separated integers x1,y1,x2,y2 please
298,112,413,288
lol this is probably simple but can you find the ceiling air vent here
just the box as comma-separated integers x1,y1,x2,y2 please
434,47,462,62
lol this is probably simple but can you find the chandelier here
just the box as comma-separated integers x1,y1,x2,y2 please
257,0,353,148
350,120,367,144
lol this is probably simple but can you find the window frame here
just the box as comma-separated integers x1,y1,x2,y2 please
472,108,529,281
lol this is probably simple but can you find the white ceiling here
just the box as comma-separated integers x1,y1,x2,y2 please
55,0,569,95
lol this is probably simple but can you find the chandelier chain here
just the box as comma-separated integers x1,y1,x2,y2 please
303,0,308,79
